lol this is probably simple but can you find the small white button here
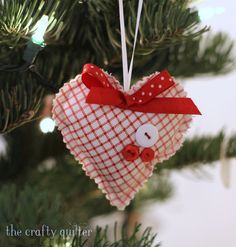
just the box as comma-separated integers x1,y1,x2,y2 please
135,124,159,147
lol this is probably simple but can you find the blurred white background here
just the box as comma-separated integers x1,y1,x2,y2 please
141,0,236,246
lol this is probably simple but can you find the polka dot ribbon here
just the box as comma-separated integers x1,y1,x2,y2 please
81,64,201,115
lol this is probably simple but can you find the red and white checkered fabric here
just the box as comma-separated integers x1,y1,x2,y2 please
52,70,192,210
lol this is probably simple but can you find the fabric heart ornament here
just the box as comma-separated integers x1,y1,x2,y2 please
52,64,200,210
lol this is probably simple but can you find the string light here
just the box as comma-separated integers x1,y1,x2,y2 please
32,15,49,45
22,15,49,64
39,117,55,134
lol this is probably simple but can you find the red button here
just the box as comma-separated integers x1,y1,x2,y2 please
122,144,139,161
140,148,155,162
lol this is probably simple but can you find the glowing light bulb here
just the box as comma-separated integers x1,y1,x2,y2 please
39,117,55,134
32,15,49,45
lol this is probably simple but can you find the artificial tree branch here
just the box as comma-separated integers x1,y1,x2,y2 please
156,132,236,172
0,0,234,133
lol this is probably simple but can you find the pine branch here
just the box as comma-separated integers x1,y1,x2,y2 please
0,0,234,133
165,32,235,77
0,184,160,247
132,32,235,78
1,32,233,133
0,184,63,246
155,132,236,172
82,0,208,66
32,224,160,247
227,134,236,158
0,70,45,133
0,0,76,48
0,0,206,48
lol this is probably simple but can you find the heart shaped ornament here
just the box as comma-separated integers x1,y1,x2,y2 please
52,64,200,210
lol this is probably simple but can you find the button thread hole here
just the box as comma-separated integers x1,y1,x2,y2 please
144,132,151,140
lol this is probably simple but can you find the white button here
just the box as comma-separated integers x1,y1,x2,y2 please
135,124,159,147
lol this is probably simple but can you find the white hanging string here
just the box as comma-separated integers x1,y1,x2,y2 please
118,0,129,91
127,0,143,89
118,0,144,92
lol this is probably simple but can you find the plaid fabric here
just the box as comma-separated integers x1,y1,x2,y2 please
52,71,192,210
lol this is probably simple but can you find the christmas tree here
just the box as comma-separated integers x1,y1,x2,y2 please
0,0,235,246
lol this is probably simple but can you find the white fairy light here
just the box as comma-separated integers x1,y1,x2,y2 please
32,15,49,45
39,117,55,134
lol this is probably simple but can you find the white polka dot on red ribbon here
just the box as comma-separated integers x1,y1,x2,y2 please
82,64,114,89
128,70,174,105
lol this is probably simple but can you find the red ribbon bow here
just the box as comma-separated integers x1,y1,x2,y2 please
81,64,201,115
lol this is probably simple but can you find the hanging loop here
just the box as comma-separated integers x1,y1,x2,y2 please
118,0,144,91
